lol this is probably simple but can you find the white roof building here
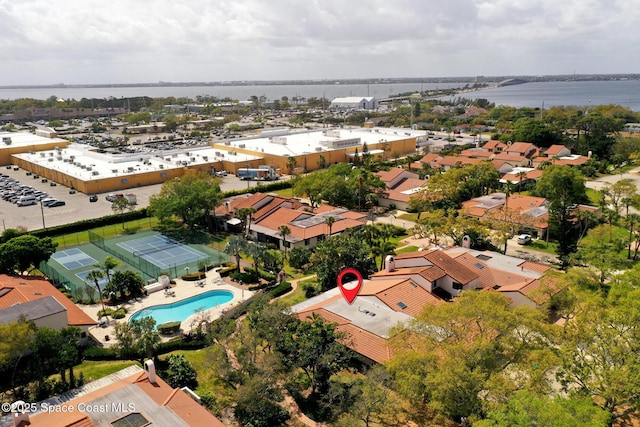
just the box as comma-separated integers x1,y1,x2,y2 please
330,96,378,110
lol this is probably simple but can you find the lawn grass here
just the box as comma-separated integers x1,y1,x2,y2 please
72,360,138,383
398,212,419,222
396,245,419,253
528,239,559,255
277,283,309,307
52,217,160,248
585,188,601,206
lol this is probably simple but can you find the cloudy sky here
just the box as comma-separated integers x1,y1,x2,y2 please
0,0,636,85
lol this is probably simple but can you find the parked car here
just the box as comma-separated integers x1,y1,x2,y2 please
41,198,58,207
517,234,532,245
89,194,98,202
106,193,123,202
47,200,66,207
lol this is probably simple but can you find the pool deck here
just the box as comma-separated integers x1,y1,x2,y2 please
81,269,253,347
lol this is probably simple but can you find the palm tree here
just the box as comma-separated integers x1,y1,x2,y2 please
236,207,257,238
516,171,527,194
225,235,247,273
278,225,291,260
94,256,121,287
86,269,106,319
245,242,268,280
325,216,336,237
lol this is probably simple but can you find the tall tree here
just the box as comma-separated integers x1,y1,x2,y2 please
86,269,106,317
536,166,588,268
311,232,377,291
278,225,291,260
225,235,247,273
148,172,223,229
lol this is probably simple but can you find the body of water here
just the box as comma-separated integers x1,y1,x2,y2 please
129,289,234,326
2,79,639,111
0,82,461,103
446,80,640,111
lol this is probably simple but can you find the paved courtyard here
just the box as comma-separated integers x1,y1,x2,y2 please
81,269,253,347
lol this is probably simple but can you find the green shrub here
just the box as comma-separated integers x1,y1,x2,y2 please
158,321,181,335
83,346,119,360
29,208,149,238
111,307,127,319
181,272,206,281
269,281,292,298
218,265,237,277
230,271,258,284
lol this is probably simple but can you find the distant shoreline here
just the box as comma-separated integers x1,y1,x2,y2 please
2,74,639,90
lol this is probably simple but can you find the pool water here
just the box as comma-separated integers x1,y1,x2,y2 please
129,290,234,325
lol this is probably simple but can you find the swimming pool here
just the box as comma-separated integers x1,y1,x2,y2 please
129,290,234,326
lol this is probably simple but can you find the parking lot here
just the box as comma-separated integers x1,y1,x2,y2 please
0,166,287,232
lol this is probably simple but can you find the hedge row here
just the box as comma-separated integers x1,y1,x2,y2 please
30,208,149,238
83,337,210,361
269,281,292,298
222,180,292,198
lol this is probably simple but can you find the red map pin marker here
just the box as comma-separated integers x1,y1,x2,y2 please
337,268,363,304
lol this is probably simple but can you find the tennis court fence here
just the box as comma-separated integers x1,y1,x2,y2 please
87,230,222,280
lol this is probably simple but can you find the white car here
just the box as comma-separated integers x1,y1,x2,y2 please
517,234,532,245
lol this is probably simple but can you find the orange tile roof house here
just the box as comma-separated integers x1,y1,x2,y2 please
461,193,550,238
504,142,537,158
375,169,427,210
482,140,507,153
5,362,224,427
292,247,559,364
218,193,368,250
0,275,96,340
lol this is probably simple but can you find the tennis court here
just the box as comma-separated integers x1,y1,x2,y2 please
51,248,98,270
75,270,108,292
116,235,209,269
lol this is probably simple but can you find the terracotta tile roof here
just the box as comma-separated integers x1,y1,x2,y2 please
519,260,552,273
505,142,536,155
253,206,365,241
394,250,478,285
545,144,569,156
384,178,427,203
338,323,394,363
436,156,482,167
501,169,543,183
483,140,507,150
555,156,589,166
498,275,562,305
376,168,414,183
294,306,394,363
375,279,445,316
24,366,224,427
420,153,443,164
493,153,527,163
459,149,493,158
372,265,447,283
0,275,97,326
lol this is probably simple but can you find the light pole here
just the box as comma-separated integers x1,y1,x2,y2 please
40,201,46,229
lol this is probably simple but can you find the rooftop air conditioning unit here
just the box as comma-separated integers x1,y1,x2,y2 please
172,154,177,158
48,158,54,162
190,157,196,162
92,171,99,175
315,147,322,152
86,167,92,171
112,169,118,173
159,164,164,169
39,153,45,157
202,156,208,161
238,144,245,148
56,156,62,160
49,152,53,156
224,141,230,145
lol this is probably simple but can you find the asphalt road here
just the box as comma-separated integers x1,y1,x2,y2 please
0,166,285,232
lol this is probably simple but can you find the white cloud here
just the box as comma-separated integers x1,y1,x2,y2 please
0,0,636,84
